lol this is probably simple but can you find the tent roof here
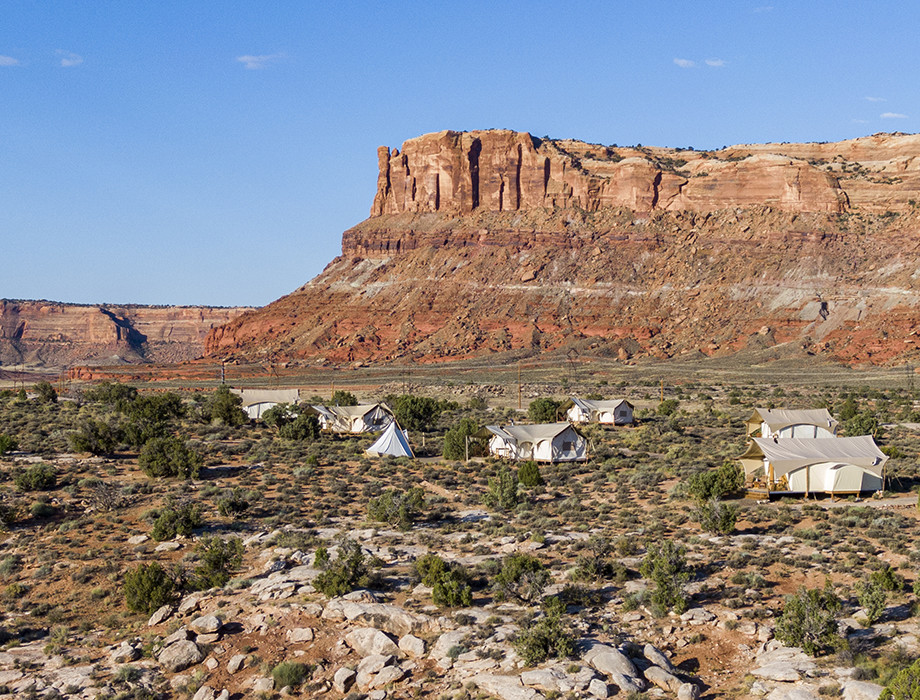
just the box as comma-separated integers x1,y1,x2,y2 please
366,422,414,458
230,388,300,407
745,435,886,479
480,422,579,443
564,397,633,413
747,408,838,433
325,404,390,419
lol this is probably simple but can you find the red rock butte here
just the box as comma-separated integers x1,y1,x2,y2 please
201,128,920,367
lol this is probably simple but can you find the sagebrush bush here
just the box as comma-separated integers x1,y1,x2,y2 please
123,562,175,614
14,464,57,492
367,487,425,530
512,597,575,665
190,536,243,590
313,538,378,597
138,437,201,479
150,499,203,541
491,553,548,604
272,661,311,689
775,581,841,655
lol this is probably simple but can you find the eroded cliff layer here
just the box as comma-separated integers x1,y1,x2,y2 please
1,301,251,369
207,130,920,367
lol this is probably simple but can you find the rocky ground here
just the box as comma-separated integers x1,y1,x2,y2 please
1,380,920,699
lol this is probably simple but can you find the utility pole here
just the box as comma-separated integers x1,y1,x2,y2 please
220,362,225,385
660,379,664,403
518,362,522,410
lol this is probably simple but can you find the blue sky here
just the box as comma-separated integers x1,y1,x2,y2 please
2,1,917,307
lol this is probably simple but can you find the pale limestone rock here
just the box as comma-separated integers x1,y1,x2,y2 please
842,680,884,700
158,640,203,672
643,643,675,673
189,615,222,634
109,642,139,664
678,682,701,700
767,687,820,700
333,667,356,693
588,678,609,698
346,627,399,657
227,654,247,674
191,686,216,700
472,674,543,700
398,634,425,657
753,664,802,682
644,665,683,693
147,605,173,626
127,534,148,545
370,664,406,688
251,677,274,692
286,627,314,643
322,598,436,636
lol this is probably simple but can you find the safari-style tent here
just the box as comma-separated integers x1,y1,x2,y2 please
366,421,414,458
310,403,394,434
740,435,887,495
478,422,587,462
746,408,838,439
230,388,301,421
562,397,634,425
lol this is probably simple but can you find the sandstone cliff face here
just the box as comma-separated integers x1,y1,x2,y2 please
1,301,251,370
205,129,920,367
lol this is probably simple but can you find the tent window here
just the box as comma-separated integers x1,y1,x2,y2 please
562,441,574,452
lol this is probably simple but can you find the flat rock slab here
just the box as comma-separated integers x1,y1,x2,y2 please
345,627,399,657
753,663,803,682
767,687,820,700
472,674,544,700
842,680,884,700
159,640,204,672
322,598,436,636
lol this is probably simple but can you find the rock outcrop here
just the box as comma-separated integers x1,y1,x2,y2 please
206,129,920,367
1,300,251,370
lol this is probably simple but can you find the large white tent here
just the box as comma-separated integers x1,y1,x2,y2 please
310,403,394,434
563,398,634,425
746,408,838,439
230,388,301,420
740,435,886,495
366,422,414,458
478,422,587,462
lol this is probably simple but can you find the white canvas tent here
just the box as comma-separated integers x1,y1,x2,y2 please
366,421,414,458
740,435,886,495
479,422,587,462
230,388,301,420
746,408,838,439
310,403,394,434
563,397,634,425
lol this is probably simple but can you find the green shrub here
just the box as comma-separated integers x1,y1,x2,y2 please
443,418,482,460
330,390,358,406
870,564,904,592
150,499,203,541
34,381,57,404
190,536,243,590
774,581,841,656
484,467,519,511
68,419,120,455
138,437,201,479
14,464,57,492
512,597,576,665
657,399,680,416
518,461,544,487
880,659,920,699
217,488,250,517
82,381,138,406
855,577,888,625
279,413,321,441
414,554,472,608
123,562,176,614
391,395,441,432
313,538,375,597
687,462,743,502
206,385,247,426
367,487,425,530
572,536,614,582
640,539,690,616
0,434,17,454
694,499,738,535
528,398,561,423
123,393,185,447
492,553,548,604
272,661,311,689
30,501,55,518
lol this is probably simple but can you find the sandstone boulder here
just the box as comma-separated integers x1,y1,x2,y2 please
159,640,203,673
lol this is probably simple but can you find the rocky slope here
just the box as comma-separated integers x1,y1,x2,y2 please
1,300,252,370
206,130,920,366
